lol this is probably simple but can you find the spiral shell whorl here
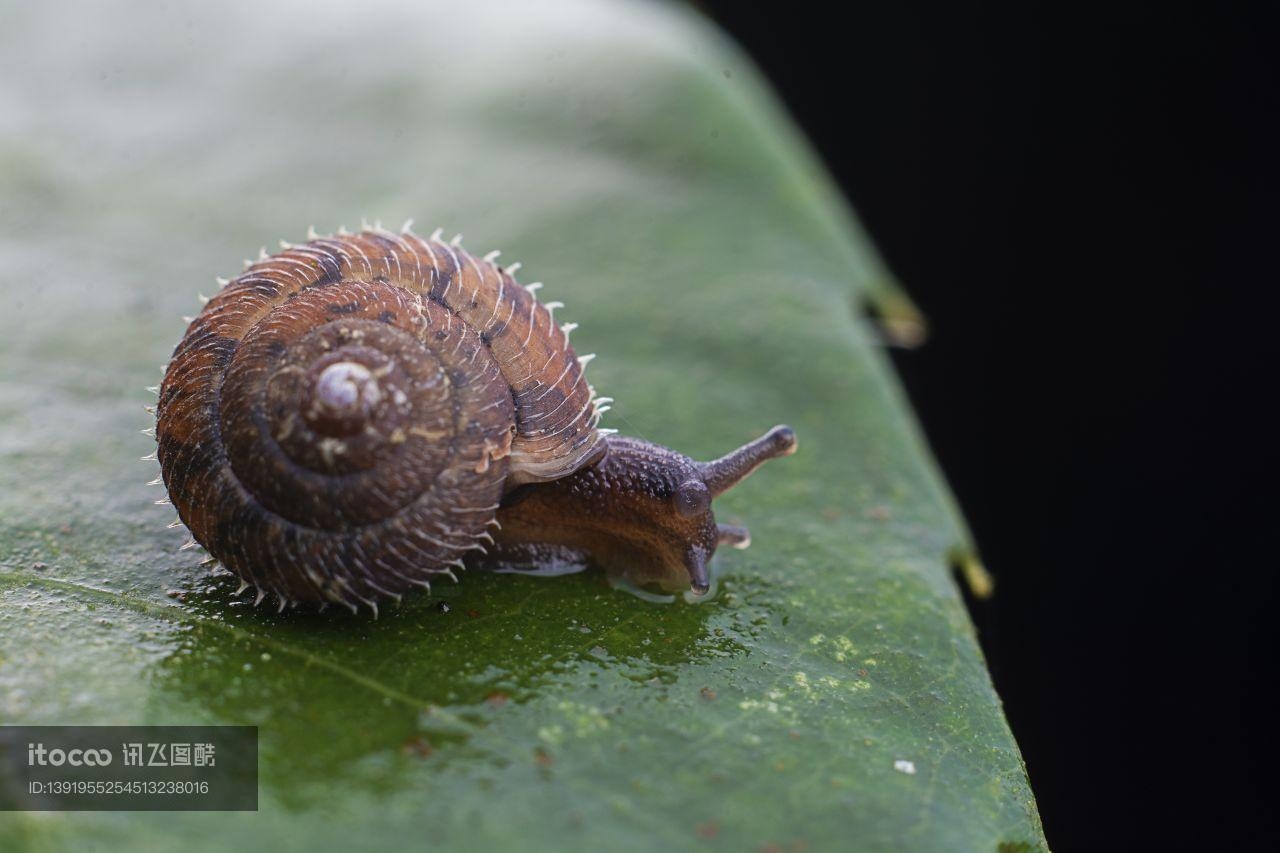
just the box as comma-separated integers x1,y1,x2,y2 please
155,227,605,612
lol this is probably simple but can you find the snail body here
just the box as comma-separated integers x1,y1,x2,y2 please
154,226,795,613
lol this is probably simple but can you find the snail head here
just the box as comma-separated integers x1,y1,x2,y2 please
492,425,798,596
681,424,798,592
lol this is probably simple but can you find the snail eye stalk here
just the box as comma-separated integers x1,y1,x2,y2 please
699,425,797,497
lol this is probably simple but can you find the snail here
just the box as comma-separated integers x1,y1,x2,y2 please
150,224,796,613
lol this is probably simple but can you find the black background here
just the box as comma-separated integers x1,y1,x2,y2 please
700,1,1274,848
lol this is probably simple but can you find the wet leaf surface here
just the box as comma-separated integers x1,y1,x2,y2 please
0,1,1044,850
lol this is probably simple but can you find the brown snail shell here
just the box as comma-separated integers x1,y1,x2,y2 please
153,225,795,613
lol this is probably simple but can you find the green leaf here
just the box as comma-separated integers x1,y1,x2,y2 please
0,1,1045,850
